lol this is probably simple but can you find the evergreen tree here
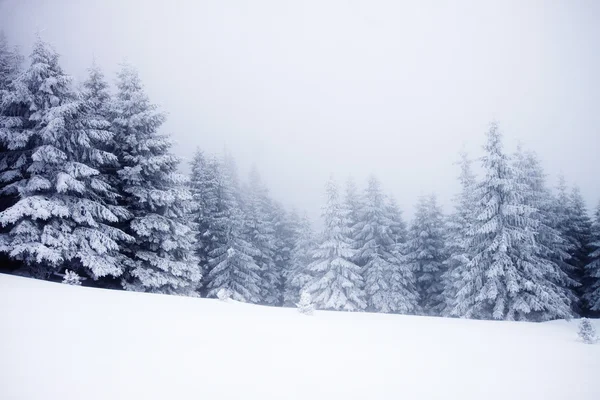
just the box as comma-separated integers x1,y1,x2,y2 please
204,155,262,303
0,32,25,213
344,178,363,263
584,202,600,312
305,178,366,311
296,291,315,315
386,196,408,250
283,212,315,306
450,122,572,321
406,194,447,315
112,64,199,295
189,149,220,286
0,38,130,280
271,202,296,306
242,167,279,305
0,31,22,92
443,151,477,316
512,149,577,311
356,176,418,313
577,318,597,344
565,187,594,312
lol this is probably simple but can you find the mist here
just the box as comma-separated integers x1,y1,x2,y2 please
1,0,599,220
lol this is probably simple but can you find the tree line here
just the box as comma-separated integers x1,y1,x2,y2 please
1,35,599,321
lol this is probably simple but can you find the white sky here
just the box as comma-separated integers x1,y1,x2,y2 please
1,0,599,222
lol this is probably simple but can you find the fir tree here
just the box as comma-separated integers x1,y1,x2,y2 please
62,269,82,286
242,167,279,305
283,211,315,306
0,31,22,92
356,176,418,313
406,194,447,315
296,291,314,315
443,151,477,316
112,64,199,295
271,202,296,306
188,149,220,286
0,32,25,213
204,156,262,303
512,149,577,312
344,178,362,263
564,187,594,313
305,177,366,311
584,202,600,312
0,37,131,280
450,122,572,321
577,318,597,344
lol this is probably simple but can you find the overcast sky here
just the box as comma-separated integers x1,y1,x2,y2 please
1,0,599,222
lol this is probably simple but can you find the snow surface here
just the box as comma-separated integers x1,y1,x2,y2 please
1,273,599,400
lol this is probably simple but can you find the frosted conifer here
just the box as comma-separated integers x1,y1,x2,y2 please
283,212,316,306
242,168,279,305
577,318,597,344
204,156,262,303
406,194,447,315
297,291,314,315
62,270,82,286
305,177,366,311
584,203,600,311
450,122,572,321
112,64,199,295
0,37,131,280
443,151,477,316
355,176,418,313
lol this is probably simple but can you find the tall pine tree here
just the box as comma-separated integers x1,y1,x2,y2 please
406,194,447,315
443,151,477,316
242,167,279,305
356,176,418,313
283,211,315,306
305,177,366,311
584,202,600,313
112,64,199,295
450,122,572,321
0,37,130,280
204,155,262,303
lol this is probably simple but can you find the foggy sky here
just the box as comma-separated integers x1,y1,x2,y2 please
1,0,599,222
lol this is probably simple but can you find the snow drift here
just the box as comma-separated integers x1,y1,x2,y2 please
0,273,598,400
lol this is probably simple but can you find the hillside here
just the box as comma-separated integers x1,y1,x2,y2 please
1,273,599,400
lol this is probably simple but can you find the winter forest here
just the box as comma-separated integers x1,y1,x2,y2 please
2,33,600,322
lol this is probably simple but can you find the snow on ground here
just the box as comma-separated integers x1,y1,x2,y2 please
1,273,599,400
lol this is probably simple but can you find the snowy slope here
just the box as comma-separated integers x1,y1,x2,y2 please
1,274,599,400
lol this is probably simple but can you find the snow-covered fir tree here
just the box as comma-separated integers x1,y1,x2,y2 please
242,167,279,305
62,269,82,286
0,32,24,213
406,194,447,315
305,177,366,311
355,176,418,313
0,37,131,280
283,211,315,306
111,64,199,295
271,202,296,305
204,155,262,303
296,291,314,315
450,122,572,321
584,202,600,312
188,149,220,285
564,186,594,313
386,196,408,250
443,151,477,316
577,317,597,344
0,32,22,92
512,149,577,312
344,178,363,262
